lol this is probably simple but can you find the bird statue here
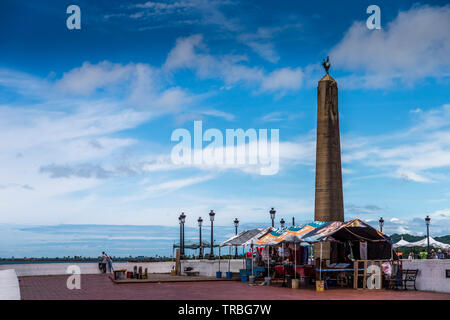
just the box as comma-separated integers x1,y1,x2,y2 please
322,56,330,74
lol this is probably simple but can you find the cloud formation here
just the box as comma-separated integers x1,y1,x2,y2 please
164,34,304,93
331,5,450,88
342,104,450,183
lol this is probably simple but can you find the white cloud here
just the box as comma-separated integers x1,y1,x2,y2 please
57,61,136,96
124,0,240,33
237,27,281,63
430,208,450,221
164,34,304,93
331,5,450,88
260,67,303,93
144,175,214,196
342,104,450,183
396,226,410,234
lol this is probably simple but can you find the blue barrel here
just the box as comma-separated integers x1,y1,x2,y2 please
216,271,222,278
241,274,248,282
226,271,232,279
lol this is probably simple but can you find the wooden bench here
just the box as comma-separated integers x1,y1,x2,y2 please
113,269,127,280
387,269,418,291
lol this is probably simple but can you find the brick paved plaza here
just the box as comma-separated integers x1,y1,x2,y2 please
18,274,450,300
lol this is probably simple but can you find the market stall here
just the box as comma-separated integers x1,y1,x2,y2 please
220,227,273,281
299,219,394,289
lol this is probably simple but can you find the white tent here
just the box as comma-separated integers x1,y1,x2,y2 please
408,236,450,250
393,236,412,248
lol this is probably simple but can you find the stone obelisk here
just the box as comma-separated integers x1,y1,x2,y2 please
314,57,344,222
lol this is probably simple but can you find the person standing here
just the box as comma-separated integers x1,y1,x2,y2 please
419,250,428,260
101,252,108,273
107,254,114,273
408,252,414,260
430,249,437,259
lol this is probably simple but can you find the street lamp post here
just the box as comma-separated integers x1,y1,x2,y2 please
198,217,203,259
280,218,285,228
425,215,431,255
178,215,182,259
209,210,216,260
234,218,239,259
180,212,186,259
269,208,276,228
379,217,384,233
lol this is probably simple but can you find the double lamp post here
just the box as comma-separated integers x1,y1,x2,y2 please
179,210,217,260
179,207,288,260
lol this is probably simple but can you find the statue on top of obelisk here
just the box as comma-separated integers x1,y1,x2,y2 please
314,56,344,222
322,56,330,74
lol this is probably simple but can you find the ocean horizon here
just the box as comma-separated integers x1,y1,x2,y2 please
2,218,446,259
0,222,270,259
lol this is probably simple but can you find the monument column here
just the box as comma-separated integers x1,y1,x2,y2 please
314,57,344,222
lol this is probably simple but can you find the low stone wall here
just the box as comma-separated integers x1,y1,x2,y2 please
0,269,21,300
0,259,247,277
180,259,246,276
0,262,175,277
402,259,450,293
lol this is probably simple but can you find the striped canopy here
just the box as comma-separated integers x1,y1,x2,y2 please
254,219,386,246
220,227,274,247
255,222,329,245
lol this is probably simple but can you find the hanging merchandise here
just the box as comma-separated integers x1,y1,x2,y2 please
278,244,290,258
302,246,309,265
360,241,368,260
347,241,354,261
262,246,270,261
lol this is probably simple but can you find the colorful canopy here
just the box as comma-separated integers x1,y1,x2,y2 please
302,219,388,244
254,219,389,246
220,227,273,247
256,222,327,245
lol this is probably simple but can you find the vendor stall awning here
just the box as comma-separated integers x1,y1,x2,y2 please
304,219,389,243
254,219,390,246
220,227,273,247
256,222,329,245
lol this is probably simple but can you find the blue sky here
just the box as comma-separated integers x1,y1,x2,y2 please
0,0,450,239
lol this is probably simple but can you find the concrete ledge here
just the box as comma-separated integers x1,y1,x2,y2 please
109,274,236,284
0,262,175,277
0,269,20,300
402,259,450,293
0,259,246,277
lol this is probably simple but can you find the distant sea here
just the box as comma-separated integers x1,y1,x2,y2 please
0,223,265,259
